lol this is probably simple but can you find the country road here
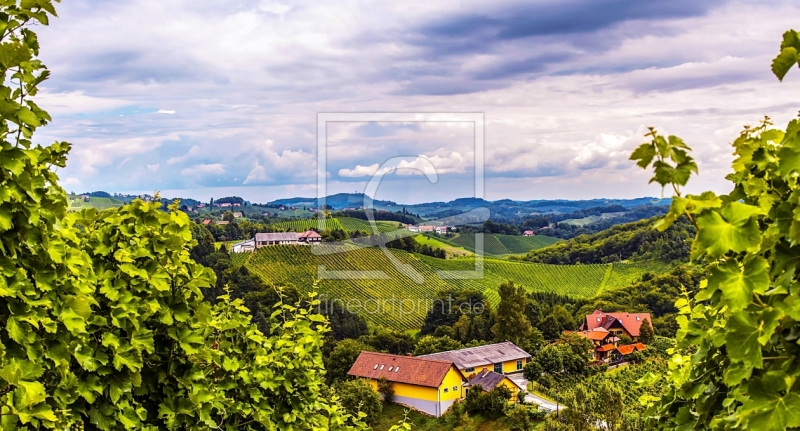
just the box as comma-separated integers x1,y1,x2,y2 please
507,374,559,412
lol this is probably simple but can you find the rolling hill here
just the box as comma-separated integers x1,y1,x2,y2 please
438,232,560,256
233,245,669,330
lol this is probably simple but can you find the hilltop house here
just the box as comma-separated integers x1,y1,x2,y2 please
579,309,653,341
202,219,211,225
348,352,466,417
522,230,535,236
434,226,447,234
231,239,255,253
417,341,531,377
255,232,298,247
407,224,419,232
219,202,232,207
233,212,243,218
464,370,524,403
298,230,322,244
418,225,434,233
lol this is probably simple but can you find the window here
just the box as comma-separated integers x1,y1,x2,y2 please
597,317,601,322
636,316,640,321
395,367,400,373
452,386,458,391
465,367,475,373
516,360,523,370
373,364,378,370
443,388,449,393
388,366,393,371
494,363,503,374
380,365,385,370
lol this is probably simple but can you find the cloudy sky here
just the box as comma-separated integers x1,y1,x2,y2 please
36,0,800,203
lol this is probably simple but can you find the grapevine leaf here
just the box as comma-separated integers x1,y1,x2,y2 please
725,309,782,368
772,47,798,81
740,378,800,430
712,257,770,311
630,143,657,168
693,203,763,259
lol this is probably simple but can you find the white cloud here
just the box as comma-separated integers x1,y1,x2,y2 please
167,145,201,165
61,177,81,186
146,164,159,172
339,164,380,177
156,110,176,114
181,163,225,176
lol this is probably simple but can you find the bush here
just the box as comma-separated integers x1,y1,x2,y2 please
377,376,394,403
334,379,383,425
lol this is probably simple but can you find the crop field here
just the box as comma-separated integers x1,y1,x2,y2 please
442,233,560,255
235,245,667,330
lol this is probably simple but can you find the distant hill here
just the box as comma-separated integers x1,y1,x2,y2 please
525,216,694,264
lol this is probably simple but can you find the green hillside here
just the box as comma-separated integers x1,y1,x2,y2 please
68,196,125,212
235,245,669,330
440,232,560,255
269,217,401,233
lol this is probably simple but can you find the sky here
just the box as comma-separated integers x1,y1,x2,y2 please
35,0,800,204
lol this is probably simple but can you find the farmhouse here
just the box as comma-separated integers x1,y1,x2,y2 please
407,224,419,232
255,232,298,246
231,239,255,253
219,202,232,207
434,226,447,234
298,230,322,244
233,212,243,218
579,309,653,341
215,220,229,225
418,225,434,233
417,341,531,376
464,370,524,403
522,230,535,236
202,219,211,225
348,351,466,417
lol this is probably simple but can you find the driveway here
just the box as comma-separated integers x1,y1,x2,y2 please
507,374,559,412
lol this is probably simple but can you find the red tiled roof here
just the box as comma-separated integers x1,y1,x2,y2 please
596,344,616,352
568,328,610,342
348,352,465,388
580,309,653,337
299,230,322,239
616,343,647,355
202,219,211,225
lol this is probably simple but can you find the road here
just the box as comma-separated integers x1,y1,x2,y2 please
507,374,559,412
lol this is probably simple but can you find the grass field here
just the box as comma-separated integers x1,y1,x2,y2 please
235,245,670,330
439,233,560,256
414,234,472,257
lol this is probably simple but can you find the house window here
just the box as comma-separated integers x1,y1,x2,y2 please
494,363,503,374
380,365,385,370
465,367,475,373
452,386,458,391
443,388,449,393
516,360,523,370
373,364,378,370
395,367,400,373
388,366,393,371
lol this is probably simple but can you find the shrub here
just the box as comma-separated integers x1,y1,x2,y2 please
377,377,394,403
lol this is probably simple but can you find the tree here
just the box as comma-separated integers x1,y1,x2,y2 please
0,3,366,429
412,335,463,356
538,305,575,340
523,360,543,382
593,380,625,431
492,281,533,347
334,379,383,426
561,383,596,431
377,377,394,403
638,318,655,344
634,29,800,431
326,339,375,384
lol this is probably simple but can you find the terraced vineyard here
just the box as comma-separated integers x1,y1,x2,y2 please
235,245,668,330
270,217,401,233
442,233,560,255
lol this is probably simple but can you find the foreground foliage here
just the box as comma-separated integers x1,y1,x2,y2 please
0,2,368,429
635,29,800,431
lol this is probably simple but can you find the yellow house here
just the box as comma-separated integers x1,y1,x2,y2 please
465,369,524,403
348,351,467,417
417,341,532,378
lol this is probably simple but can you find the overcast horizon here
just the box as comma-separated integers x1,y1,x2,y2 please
38,0,800,203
